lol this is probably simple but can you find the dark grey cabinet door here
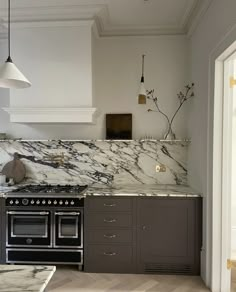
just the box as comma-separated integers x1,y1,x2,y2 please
137,198,201,275
0,197,6,264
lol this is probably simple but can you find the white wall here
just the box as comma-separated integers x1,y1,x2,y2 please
231,59,236,259
0,33,189,139
188,0,236,286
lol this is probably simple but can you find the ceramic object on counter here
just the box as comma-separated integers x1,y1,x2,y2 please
2,152,26,184
0,174,6,185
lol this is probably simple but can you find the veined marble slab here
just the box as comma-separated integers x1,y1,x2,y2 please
0,185,17,197
0,140,188,186
0,184,201,198
85,184,201,197
0,265,56,292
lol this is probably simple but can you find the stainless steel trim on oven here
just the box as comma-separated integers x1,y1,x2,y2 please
6,248,83,265
55,212,80,216
9,214,48,238
58,216,78,239
6,210,53,248
53,209,83,248
10,216,48,238
7,211,49,215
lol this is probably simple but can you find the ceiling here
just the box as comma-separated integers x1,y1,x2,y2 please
0,0,212,37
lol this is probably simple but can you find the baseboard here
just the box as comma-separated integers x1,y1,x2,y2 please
201,249,207,283
232,226,236,259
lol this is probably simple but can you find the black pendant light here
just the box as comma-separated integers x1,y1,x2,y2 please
0,0,31,89
138,54,146,104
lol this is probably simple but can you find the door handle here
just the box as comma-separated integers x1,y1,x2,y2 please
104,218,116,223
103,252,117,256
104,234,117,238
103,203,116,207
7,211,49,215
55,212,80,216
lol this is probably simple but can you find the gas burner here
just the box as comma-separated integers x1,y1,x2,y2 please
12,184,88,194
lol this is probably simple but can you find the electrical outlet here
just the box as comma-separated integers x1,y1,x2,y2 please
155,164,166,172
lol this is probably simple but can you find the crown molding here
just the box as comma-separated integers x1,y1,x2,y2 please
0,4,105,23
95,5,186,37
10,20,94,29
94,0,212,37
180,0,199,32
3,107,97,124
0,1,213,37
186,0,213,38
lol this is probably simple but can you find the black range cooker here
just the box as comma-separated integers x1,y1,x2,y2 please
5,184,87,268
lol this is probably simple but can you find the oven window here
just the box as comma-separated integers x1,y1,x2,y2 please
12,216,48,238
59,217,78,238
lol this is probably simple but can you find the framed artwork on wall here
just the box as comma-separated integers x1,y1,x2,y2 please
106,114,132,139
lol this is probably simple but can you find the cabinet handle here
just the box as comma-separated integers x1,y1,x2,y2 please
103,252,117,256
104,234,117,238
55,212,80,216
104,218,117,223
103,203,116,207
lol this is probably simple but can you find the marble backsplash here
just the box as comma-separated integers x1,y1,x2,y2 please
0,140,188,186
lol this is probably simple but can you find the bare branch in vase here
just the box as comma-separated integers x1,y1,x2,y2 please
146,83,195,139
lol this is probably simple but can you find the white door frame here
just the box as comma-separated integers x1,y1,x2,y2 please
207,25,236,291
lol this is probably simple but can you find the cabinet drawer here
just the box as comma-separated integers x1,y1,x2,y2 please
85,244,134,273
88,229,132,244
87,244,133,263
87,213,132,228
87,197,132,212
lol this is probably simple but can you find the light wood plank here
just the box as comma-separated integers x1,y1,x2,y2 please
47,266,210,292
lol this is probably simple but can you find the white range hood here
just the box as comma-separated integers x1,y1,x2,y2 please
3,107,97,123
3,20,97,124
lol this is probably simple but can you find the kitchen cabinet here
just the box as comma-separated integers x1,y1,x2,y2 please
84,196,202,275
0,197,6,264
137,197,202,275
84,197,136,273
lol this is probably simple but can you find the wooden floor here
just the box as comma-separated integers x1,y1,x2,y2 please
47,266,210,292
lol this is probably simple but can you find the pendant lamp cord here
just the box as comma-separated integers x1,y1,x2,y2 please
140,54,145,82
6,0,12,62
142,54,145,77
8,0,10,57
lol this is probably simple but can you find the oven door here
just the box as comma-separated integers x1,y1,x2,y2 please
6,211,52,247
54,211,83,248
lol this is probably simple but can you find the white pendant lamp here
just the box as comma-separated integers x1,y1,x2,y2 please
138,54,146,104
0,0,31,89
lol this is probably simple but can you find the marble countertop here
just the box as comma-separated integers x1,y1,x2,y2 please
0,184,201,198
0,265,56,292
85,184,201,197
0,185,17,197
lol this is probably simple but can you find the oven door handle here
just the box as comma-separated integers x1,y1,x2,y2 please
6,211,49,215
55,212,80,216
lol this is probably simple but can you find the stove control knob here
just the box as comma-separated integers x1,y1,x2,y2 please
9,200,14,205
65,201,69,205
53,200,57,205
59,200,63,205
22,199,29,206
30,200,35,205
15,200,19,205
48,200,51,205
36,200,40,205
42,200,46,205
70,200,75,206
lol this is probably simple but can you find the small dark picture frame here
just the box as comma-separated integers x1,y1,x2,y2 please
106,114,132,140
